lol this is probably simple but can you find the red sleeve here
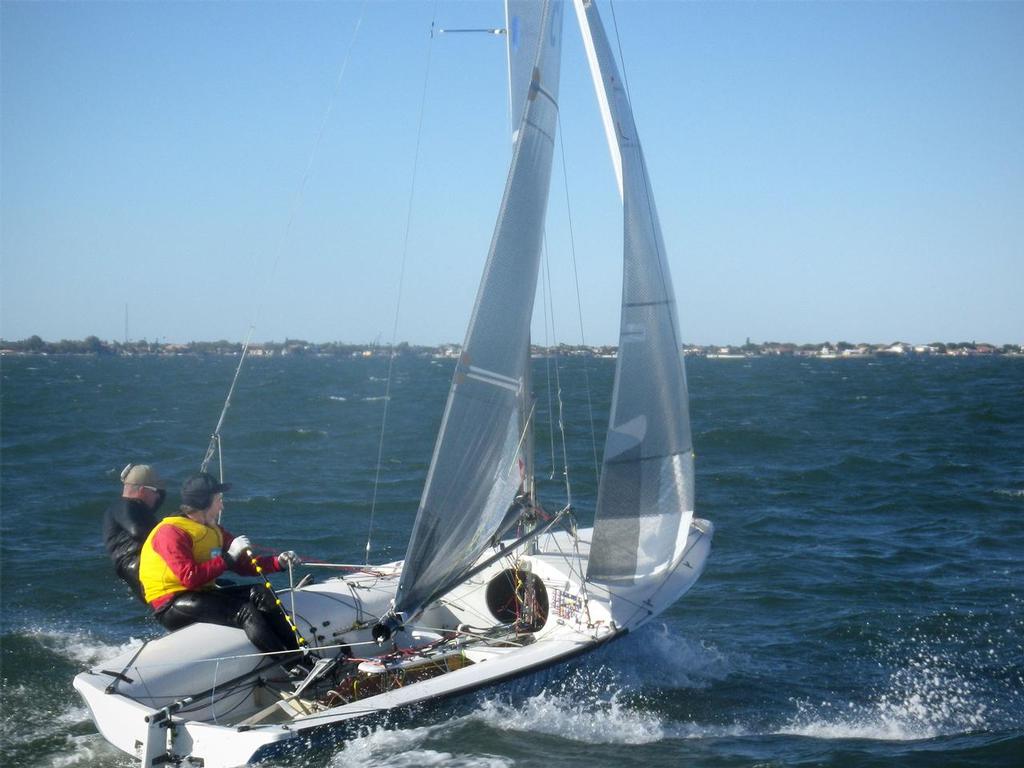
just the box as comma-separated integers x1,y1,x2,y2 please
151,525,227,589
220,528,281,576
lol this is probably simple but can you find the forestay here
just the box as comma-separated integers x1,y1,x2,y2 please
392,0,564,622
575,0,695,584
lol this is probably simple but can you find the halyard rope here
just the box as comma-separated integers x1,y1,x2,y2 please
365,0,441,566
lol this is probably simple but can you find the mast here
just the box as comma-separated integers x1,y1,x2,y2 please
506,0,538,517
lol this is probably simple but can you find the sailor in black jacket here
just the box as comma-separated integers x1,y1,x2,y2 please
103,463,167,602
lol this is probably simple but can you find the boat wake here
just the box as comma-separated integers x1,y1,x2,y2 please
327,685,662,768
473,668,666,745
614,623,732,690
465,627,729,745
325,628,729,765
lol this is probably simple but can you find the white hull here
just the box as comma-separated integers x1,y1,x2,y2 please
74,522,712,767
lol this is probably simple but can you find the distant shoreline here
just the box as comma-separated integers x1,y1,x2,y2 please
2,336,1021,359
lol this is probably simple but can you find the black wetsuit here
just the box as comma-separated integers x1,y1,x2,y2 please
154,584,299,657
103,496,162,602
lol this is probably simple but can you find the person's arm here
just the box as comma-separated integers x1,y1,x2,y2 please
150,525,227,588
221,530,281,576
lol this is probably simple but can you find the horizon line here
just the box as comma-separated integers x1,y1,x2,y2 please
2,335,1020,350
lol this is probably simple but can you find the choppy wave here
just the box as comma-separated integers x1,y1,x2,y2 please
333,723,512,768
696,426,791,453
4,354,1023,767
779,611,1023,742
22,625,144,667
994,488,1024,498
1,626,143,767
31,735,128,768
780,671,985,742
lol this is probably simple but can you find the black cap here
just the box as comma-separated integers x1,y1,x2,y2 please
181,472,232,510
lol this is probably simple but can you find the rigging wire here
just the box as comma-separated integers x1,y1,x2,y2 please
608,0,633,106
541,234,573,508
200,325,253,477
365,1,441,565
539,243,558,481
199,3,369,478
555,111,601,486
507,399,538,479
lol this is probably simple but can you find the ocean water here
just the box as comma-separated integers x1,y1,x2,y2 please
1,353,1022,767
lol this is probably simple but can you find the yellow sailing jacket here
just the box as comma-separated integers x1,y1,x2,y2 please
139,515,224,605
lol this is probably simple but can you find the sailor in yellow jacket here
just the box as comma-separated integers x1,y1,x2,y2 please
139,472,302,655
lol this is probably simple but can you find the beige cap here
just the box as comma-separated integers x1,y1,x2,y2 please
120,463,166,489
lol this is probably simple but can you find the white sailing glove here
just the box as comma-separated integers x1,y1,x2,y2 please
226,535,253,561
277,551,301,568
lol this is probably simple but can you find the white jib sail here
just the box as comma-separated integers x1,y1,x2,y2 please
574,0,695,584
393,0,565,622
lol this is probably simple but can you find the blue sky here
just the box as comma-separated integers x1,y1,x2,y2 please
2,1,1021,346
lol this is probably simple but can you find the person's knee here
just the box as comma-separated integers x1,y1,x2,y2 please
156,605,191,632
236,603,282,653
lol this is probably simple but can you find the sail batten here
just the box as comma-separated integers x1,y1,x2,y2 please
392,0,564,622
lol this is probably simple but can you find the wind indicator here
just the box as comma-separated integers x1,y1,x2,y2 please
437,27,506,35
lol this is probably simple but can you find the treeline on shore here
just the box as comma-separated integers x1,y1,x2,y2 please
0,335,388,356
1,335,1021,358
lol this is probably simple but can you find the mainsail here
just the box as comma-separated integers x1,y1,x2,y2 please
575,0,695,584
391,0,564,623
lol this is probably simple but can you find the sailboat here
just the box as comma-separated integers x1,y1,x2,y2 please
73,2,713,766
